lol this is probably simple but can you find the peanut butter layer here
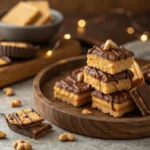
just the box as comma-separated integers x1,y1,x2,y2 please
5,108,44,128
54,87,91,107
88,44,134,61
84,66,133,82
92,96,135,117
84,72,131,94
87,54,134,74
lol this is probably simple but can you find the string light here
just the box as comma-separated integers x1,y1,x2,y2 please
140,34,148,42
127,27,135,34
46,50,52,57
63,34,71,40
78,19,86,28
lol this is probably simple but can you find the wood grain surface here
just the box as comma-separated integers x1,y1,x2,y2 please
33,55,150,139
0,39,81,87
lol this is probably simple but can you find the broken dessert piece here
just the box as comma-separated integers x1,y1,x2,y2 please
5,108,44,128
0,42,39,58
5,108,52,138
1,2,39,26
141,63,150,84
0,56,11,66
130,83,150,116
84,66,133,94
54,68,92,107
27,0,51,25
6,118,52,139
91,90,135,117
87,40,134,74
130,61,144,88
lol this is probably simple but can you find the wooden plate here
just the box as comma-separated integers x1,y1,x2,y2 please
33,55,150,139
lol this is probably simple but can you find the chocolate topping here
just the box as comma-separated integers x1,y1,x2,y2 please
131,83,150,115
142,64,150,84
84,66,133,83
92,90,133,104
88,44,134,61
55,67,91,94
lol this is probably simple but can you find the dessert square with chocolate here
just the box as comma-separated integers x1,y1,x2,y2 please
141,64,150,84
130,83,150,116
54,68,92,107
84,66,133,94
1,2,39,26
5,108,44,128
130,61,144,88
91,90,135,117
87,42,134,74
27,0,51,25
6,117,52,139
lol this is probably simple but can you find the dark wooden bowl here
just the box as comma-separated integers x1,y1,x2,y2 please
0,9,63,44
33,55,150,139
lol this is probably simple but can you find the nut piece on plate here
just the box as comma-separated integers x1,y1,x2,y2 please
12,140,32,150
103,39,118,51
82,109,92,115
58,133,75,142
0,130,6,139
3,87,14,96
10,100,21,108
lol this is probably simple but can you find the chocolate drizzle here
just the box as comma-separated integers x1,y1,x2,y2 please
92,90,133,110
88,44,134,61
9,113,23,125
55,67,92,94
84,66,133,83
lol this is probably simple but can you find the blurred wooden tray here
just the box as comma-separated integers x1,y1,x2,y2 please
0,39,81,87
33,55,150,139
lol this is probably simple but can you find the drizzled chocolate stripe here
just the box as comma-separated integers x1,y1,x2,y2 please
9,113,23,125
92,90,133,104
84,66,133,83
55,67,92,94
88,44,134,61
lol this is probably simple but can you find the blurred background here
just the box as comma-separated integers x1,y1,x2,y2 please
1,0,150,44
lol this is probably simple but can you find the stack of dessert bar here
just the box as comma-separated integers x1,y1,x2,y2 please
84,40,138,117
54,39,144,117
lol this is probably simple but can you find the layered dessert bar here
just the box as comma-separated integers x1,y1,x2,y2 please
87,41,134,74
84,66,133,94
141,63,150,84
5,108,44,128
5,108,52,138
130,83,150,116
91,90,135,117
130,61,144,88
54,68,92,107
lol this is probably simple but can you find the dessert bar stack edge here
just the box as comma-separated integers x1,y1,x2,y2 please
85,39,144,117
54,39,145,118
